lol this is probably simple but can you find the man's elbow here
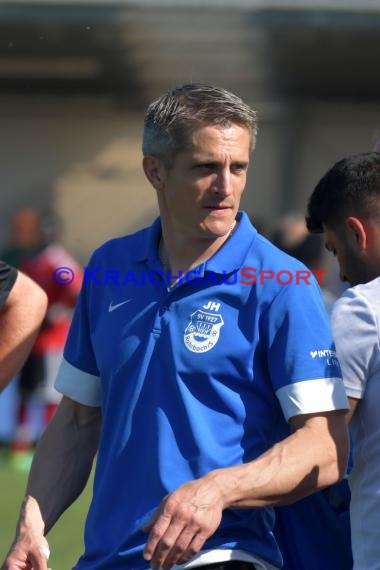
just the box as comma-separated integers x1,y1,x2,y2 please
17,272,48,324
32,283,48,323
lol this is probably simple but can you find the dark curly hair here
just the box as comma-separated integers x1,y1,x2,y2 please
306,152,380,233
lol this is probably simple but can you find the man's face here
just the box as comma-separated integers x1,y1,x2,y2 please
158,124,251,239
323,223,374,286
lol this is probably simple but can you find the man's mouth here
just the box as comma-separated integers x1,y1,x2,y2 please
204,205,232,210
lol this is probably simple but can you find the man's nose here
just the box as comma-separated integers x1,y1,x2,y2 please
212,170,232,196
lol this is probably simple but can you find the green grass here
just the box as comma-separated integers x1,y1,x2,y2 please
0,456,93,570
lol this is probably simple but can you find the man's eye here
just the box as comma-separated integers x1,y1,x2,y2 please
232,164,247,173
200,164,216,170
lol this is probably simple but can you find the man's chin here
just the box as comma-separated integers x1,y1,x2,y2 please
202,228,234,240
202,219,236,237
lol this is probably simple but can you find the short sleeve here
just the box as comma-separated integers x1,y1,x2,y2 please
55,257,101,406
265,280,348,421
331,288,379,399
0,261,17,310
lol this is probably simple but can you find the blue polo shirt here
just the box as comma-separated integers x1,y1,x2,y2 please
55,211,348,570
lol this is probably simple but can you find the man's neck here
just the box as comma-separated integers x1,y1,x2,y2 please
159,221,237,279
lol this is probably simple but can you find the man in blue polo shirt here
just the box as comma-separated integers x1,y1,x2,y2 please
3,84,349,570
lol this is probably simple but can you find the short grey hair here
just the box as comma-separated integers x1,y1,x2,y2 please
142,83,258,168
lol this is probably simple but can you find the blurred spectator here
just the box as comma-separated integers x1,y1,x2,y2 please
271,211,337,313
2,208,43,267
1,208,82,470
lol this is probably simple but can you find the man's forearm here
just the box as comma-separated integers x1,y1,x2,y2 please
0,272,47,391
209,411,349,509
142,410,349,570
20,397,101,535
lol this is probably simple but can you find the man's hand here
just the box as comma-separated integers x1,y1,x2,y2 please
1,533,51,570
1,399,100,570
143,476,224,570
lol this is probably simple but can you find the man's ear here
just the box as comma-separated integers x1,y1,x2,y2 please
346,217,367,251
142,156,166,191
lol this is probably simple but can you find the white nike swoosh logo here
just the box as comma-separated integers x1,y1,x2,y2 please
108,299,132,313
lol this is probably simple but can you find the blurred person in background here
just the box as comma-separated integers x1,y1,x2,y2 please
1,208,82,470
2,83,348,570
306,152,380,570
2,208,43,268
271,211,337,313
270,211,352,570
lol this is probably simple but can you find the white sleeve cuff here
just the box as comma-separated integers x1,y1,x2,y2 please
55,358,101,407
276,377,349,421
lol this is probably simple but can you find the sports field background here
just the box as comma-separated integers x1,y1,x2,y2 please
0,463,93,570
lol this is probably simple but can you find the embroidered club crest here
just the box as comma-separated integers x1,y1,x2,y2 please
184,309,224,353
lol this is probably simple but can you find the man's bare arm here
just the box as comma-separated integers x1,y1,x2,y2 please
0,271,47,391
143,410,348,570
346,396,360,423
2,396,101,570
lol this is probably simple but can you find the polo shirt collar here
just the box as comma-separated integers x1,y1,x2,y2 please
134,211,258,274
134,217,162,265
205,211,258,274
